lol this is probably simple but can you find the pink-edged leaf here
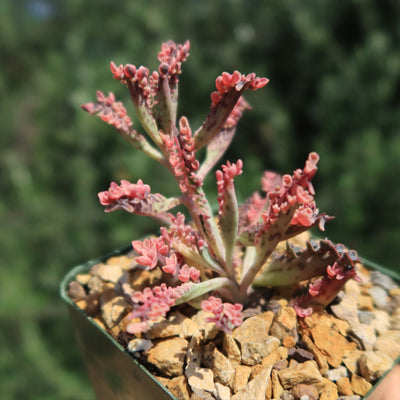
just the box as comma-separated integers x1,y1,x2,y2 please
290,249,360,316
194,88,242,151
253,239,353,287
197,97,250,180
106,193,181,216
194,73,268,151
201,296,243,334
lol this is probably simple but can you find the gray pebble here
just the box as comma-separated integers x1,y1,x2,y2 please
369,286,388,309
370,271,398,291
358,311,374,325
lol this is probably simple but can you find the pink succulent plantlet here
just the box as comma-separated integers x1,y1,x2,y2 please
201,296,243,334
161,253,179,275
82,91,134,132
98,179,153,213
211,71,269,107
127,282,193,333
83,40,361,335
158,40,190,77
132,237,168,269
178,264,200,283
216,160,243,216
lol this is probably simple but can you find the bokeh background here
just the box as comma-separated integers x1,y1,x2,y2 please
1,0,399,398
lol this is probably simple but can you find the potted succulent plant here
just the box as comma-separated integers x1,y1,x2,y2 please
61,41,400,400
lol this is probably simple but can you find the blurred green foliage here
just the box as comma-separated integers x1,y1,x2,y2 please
1,0,399,398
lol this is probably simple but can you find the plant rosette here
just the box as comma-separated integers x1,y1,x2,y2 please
62,41,400,400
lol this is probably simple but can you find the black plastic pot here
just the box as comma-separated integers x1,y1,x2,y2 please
60,247,400,400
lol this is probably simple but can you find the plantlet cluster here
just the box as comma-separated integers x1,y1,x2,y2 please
82,41,360,334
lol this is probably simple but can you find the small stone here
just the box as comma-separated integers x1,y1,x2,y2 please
274,359,289,370
68,281,86,301
331,294,359,324
342,348,363,375
278,360,322,389
96,263,124,283
319,381,338,400
280,390,295,400
301,334,329,375
373,330,400,360
389,287,400,297
357,295,374,311
129,268,161,291
283,335,296,348
191,389,215,400
261,349,281,367
250,364,269,380
270,307,298,341
155,375,169,386
233,316,280,366
358,351,394,382
222,333,241,367
213,382,231,400
127,338,152,353
292,383,319,400
350,374,372,396
316,378,338,400
187,367,215,393
369,286,389,309
390,308,400,330
278,345,289,360
202,343,235,386
336,377,353,396
233,365,252,393
325,366,348,381
370,310,390,335
166,375,191,400
288,347,314,363
146,311,185,339
358,311,374,325
179,315,200,339
310,324,347,367
350,323,376,351
289,359,299,367
231,366,272,400
370,270,398,291
254,310,275,330
145,337,188,377
76,273,91,285
101,294,130,331
271,369,284,399
87,275,104,292
191,310,219,341
106,254,134,270
344,279,361,296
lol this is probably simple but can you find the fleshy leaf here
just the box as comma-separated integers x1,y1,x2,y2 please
290,247,360,315
197,97,250,180
82,91,164,163
253,239,353,287
216,160,243,271
98,180,181,216
194,72,268,151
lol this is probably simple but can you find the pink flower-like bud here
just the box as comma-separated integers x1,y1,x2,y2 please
124,64,137,79
211,71,269,107
110,61,124,80
132,238,160,269
201,296,243,334
161,254,178,275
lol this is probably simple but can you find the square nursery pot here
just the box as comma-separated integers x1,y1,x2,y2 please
60,246,400,400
